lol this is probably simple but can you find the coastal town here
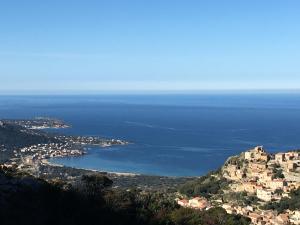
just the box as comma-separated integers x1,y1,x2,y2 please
2,117,70,129
1,118,193,191
176,146,300,225
0,118,129,177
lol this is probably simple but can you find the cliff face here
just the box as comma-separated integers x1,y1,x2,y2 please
221,152,246,180
223,153,245,167
221,146,270,181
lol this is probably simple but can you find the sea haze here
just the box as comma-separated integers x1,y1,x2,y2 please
1,94,300,176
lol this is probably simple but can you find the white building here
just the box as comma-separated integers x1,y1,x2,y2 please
290,211,300,225
257,189,274,202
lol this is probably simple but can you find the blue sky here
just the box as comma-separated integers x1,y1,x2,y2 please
0,0,300,93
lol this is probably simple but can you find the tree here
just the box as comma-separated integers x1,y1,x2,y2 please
77,174,113,195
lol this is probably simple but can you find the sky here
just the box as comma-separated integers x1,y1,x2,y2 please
0,0,300,93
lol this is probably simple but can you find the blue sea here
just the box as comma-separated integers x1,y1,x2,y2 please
1,93,300,176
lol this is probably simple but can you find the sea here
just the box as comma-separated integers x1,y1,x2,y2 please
1,93,300,177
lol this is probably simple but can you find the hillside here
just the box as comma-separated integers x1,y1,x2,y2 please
0,122,56,162
0,120,251,225
177,146,300,224
0,167,250,225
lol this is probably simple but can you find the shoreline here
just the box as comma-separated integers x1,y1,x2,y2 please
43,158,140,177
36,157,195,190
45,158,197,178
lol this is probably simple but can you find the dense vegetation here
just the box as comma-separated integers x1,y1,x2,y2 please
179,172,230,198
169,207,250,225
0,122,250,224
272,168,285,179
224,155,245,168
262,188,300,213
222,191,259,206
0,167,250,225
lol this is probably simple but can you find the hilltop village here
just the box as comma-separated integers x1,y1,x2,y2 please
177,146,300,225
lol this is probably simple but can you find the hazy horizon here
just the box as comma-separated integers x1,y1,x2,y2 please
2,89,300,96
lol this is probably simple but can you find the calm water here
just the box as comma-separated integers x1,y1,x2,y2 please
1,94,300,176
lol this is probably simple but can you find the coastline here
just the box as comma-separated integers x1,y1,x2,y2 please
36,157,195,190
43,158,139,177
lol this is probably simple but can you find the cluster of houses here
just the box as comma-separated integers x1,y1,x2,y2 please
8,134,129,170
177,197,211,211
16,143,84,162
176,147,300,224
221,146,300,224
223,146,300,202
222,204,300,225
176,195,300,224
58,135,128,147
5,118,69,130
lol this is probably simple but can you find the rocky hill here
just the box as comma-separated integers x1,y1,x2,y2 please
177,146,300,224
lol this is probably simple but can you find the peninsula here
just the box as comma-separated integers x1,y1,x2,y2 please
0,117,128,168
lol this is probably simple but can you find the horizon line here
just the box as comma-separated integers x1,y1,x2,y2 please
2,88,300,96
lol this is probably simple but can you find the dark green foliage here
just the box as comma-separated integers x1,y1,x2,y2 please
76,174,113,195
0,123,53,147
135,191,179,224
0,168,250,225
274,189,284,195
222,192,259,206
225,155,245,168
263,188,300,213
272,168,285,179
170,207,250,225
179,174,230,198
